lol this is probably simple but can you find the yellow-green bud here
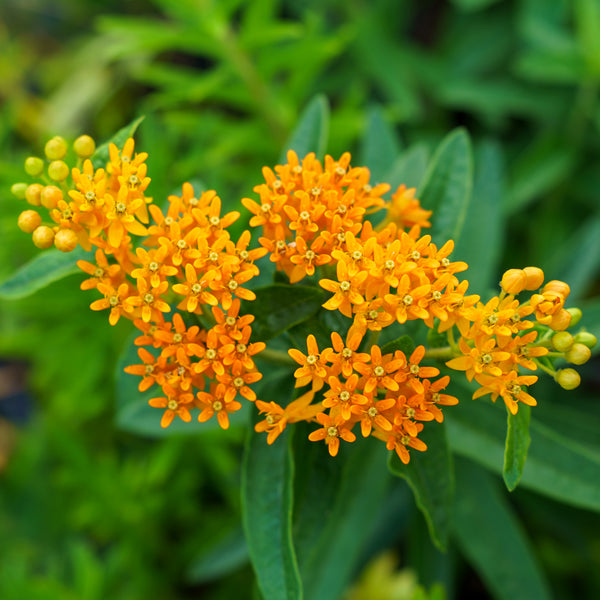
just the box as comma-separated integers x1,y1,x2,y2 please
54,228,78,252
566,308,582,327
24,156,45,176
11,183,28,199
40,185,63,209
73,135,96,158
18,210,42,233
47,160,70,182
565,343,592,365
551,331,573,352
32,225,55,249
573,332,597,349
25,183,44,206
555,368,581,390
44,136,68,160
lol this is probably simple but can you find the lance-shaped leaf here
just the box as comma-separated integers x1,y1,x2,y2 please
503,404,531,491
360,104,400,183
242,416,302,600
280,94,329,162
418,128,473,247
388,422,454,551
0,247,89,300
91,115,146,169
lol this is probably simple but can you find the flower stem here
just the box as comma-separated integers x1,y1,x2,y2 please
424,346,454,360
258,347,295,366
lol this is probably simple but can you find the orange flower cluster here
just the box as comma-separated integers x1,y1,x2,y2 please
242,150,421,284
263,332,458,461
15,136,590,461
56,138,268,428
445,267,569,414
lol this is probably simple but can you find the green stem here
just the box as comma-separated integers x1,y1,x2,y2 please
258,347,295,366
214,22,287,145
534,358,556,377
365,329,380,351
424,346,454,360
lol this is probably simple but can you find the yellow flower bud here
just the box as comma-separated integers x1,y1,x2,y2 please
40,185,64,209
573,331,597,349
501,269,527,295
24,156,45,176
73,135,96,158
11,183,28,199
32,225,55,249
17,210,42,233
551,331,573,352
44,136,68,160
523,266,544,290
550,308,572,331
54,228,78,252
567,307,582,327
555,368,581,390
565,343,592,365
47,160,70,182
25,183,44,206
543,280,570,299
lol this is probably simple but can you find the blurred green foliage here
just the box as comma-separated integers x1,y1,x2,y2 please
2,0,600,598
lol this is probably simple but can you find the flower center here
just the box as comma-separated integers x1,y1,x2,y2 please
167,399,178,410
306,354,318,365
177,239,187,249
327,426,338,438
236,343,247,354
340,281,351,292
148,261,159,272
192,283,202,294
173,333,183,343
403,294,413,306
339,391,350,402
205,349,217,360
367,407,378,418
406,407,416,418
374,366,385,377
342,348,352,359
213,400,223,411
225,316,237,327
300,210,310,221
410,364,420,375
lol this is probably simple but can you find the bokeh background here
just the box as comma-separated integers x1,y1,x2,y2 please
1,1,600,598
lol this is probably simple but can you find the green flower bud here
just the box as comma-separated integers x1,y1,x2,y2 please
567,308,582,327
551,331,573,352
44,136,68,160
555,368,581,390
24,156,44,176
573,331,597,349
565,343,591,365
47,160,70,182
11,182,28,199
73,135,96,158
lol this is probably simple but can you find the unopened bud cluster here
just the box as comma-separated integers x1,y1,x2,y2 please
12,135,97,251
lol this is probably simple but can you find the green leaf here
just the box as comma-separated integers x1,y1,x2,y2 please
0,247,89,300
91,115,146,169
388,422,454,551
453,458,552,600
380,334,416,357
503,405,531,491
445,393,600,511
360,105,400,182
245,284,326,343
453,140,504,292
505,136,575,215
242,418,302,600
187,526,248,584
386,143,429,190
280,95,329,162
418,129,473,247
296,437,390,600
115,333,250,436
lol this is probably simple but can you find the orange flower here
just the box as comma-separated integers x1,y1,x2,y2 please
90,281,135,325
255,390,322,444
172,264,218,312
196,384,242,429
473,372,538,415
320,258,367,318
308,412,356,457
148,383,195,428
288,334,332,390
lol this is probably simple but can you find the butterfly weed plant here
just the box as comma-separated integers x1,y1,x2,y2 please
3,106,598,600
